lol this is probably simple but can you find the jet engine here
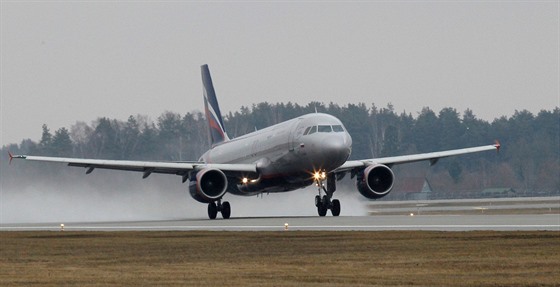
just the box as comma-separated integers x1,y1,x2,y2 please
356,164,395,199
188,168,228,203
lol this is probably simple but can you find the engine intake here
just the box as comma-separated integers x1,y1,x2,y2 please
356,164,394,199
188,168,228,203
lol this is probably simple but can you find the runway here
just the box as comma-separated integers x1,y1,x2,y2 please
2,197,558,231
1,214,559,231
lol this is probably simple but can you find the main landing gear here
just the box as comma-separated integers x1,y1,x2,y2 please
208,199,231,219
314,172,340,217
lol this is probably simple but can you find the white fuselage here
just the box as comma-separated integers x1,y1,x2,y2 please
199,113,352,194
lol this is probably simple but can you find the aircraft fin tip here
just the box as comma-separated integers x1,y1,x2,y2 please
494,140,501,152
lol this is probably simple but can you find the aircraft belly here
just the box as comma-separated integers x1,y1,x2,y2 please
235,173,314,195
232,150,315,195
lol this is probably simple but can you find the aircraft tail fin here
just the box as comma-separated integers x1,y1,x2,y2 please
201,64,229,146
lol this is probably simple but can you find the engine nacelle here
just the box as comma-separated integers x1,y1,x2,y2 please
188,168,228,203
356,164,395,199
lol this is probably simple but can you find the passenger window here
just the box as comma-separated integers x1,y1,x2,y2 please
308,126,317,134
303,126,311,135
318,125,332,133
332,125,344,132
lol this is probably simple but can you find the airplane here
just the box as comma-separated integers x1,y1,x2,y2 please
9,64,500,219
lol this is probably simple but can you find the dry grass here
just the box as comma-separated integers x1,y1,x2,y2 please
1,231,559,286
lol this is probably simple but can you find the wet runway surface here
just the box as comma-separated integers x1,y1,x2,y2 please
2,197,558,232
2,214,559,232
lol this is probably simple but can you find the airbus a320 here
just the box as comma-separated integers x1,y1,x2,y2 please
10,65,500,219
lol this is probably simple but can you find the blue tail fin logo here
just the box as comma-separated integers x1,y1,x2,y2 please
201,64,229,146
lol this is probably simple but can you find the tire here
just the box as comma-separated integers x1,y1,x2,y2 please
315,195,321,207
208,202,218,219
317,204,327,217
331,199,341,216
221,201,231,219
322,195,329,205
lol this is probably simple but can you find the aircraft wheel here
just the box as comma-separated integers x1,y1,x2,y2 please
331,199,341,216
314,195,321,207
322,195,330,205
222,201,231,219
317,204,327,217
208,202,218,219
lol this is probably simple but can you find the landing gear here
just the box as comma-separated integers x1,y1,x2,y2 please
207,199,231,219
221,201,231,219
208,202,218,219
316,195,328,216
314,172,341,217
315,195,340,217
331,199,341,216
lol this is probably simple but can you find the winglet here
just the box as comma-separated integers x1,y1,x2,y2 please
494,140,501,152
7,152,26,165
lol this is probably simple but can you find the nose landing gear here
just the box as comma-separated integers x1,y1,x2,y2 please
314,172,340,217
208,199,231,219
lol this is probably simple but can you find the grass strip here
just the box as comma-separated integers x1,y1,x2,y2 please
1,231,558,286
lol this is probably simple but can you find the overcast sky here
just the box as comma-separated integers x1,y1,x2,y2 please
1,1,558,146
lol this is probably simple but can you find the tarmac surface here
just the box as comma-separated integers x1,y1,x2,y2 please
1,214,558,232
2,197,558,232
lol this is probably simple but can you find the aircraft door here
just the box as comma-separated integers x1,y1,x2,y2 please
289,119,305,151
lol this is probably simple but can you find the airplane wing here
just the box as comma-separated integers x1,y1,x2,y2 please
8,154,258,179
334,142,500,173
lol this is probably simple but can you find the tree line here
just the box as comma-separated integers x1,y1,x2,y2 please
2,102,559,197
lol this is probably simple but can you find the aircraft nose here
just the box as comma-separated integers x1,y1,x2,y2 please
321,134,352,168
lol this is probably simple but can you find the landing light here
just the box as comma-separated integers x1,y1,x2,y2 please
313,172,321,180
313,171,327,180
242,177,259,184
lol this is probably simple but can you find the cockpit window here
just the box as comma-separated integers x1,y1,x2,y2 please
303,125,345,135
332,125,344,132
308,126,317,135
318,125,332,133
